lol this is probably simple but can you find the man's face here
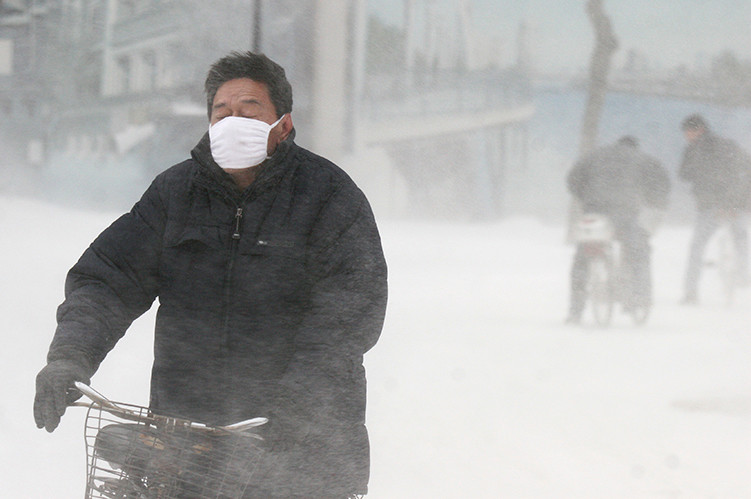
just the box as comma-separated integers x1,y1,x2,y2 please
683,128,703,144
210,78,289,154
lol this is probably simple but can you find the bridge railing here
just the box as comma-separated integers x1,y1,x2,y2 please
361,68,532,123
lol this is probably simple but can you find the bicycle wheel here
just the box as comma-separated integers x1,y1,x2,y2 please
587,255,613,327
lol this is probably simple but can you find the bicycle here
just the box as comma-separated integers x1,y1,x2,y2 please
70,382,268,499
704,217,742,306
573,213,649,327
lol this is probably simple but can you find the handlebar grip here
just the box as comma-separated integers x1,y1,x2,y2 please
73,381,121,410
221,417,269,431
71,382,268,434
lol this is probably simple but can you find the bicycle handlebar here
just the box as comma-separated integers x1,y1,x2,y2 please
71,381,268,434
73,382,124,411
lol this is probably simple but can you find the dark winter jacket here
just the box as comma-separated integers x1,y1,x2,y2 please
679,131,751,211
567,140,671,218
48,131,388,496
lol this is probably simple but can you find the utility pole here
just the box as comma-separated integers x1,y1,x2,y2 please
252,0,262,52
350,0,368,150
311,0,350,159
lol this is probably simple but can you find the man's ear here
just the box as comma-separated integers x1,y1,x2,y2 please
279,114,293,140
268,114,294,155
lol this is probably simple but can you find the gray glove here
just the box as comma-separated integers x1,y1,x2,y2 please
34,359,92,432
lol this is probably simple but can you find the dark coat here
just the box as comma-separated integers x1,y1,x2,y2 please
679,131,751,211
567,141,671,218
48,131,388,496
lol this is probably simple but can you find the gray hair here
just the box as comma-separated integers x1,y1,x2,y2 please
204,51,293,119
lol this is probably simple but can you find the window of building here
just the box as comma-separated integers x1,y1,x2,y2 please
117,0,151,19
0,98,11,116
117,0,136,18
142,50,157,90
0,39,13,75
116,55,131,94
24,99,37,117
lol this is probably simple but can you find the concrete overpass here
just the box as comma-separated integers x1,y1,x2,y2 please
305,0,534,218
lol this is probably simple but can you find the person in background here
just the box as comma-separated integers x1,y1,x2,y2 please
679,113,751,304
33,51,388,498
566,135,671,324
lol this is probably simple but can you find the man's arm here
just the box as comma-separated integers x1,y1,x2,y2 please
275,182,387,432
642,158,671,209
567,157,590,201
678,146,697,182
35,175,167,431
49,178,167,367
723,139,751,209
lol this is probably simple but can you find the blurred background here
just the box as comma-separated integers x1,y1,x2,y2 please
0,0,748,222
2,2,750,497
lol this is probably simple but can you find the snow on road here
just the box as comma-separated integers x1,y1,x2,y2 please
368,219,750,498
1,195,748,498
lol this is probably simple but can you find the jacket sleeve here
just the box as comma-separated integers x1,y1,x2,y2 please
48,175,168,369
277,181,388,425
678,146,698,183
724,140,751,209
642,158,671,209
567,157,589,200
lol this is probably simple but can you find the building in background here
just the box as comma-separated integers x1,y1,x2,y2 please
0,0,53,168
0,0,533,219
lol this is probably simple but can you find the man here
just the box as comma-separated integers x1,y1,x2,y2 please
34,51,388,497
566,136,670,323
679,113,751,304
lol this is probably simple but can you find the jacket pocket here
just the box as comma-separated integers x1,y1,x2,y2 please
159,224,229,309
164,224,226,251
239,234,306,258
235,235,308,301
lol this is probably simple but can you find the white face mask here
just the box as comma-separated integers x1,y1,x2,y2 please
209,114,285,170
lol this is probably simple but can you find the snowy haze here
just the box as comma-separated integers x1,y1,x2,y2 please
371,0,751,72
2,1,750,497
2,196,749,497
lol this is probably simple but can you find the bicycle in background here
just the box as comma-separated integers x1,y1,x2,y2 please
573,213,650,327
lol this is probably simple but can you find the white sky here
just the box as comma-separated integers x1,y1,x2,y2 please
371,0,751,72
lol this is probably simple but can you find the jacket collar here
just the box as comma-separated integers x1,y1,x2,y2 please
191,128,297,199
691,130,715,149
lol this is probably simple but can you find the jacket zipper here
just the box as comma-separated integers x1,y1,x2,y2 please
194,171,257,344
232,207,243,240
223,206,243,345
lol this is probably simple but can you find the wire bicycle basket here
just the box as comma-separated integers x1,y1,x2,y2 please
74,383,267,499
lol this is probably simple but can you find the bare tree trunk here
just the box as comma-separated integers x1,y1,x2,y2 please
567,0,618,243
579,0,618,156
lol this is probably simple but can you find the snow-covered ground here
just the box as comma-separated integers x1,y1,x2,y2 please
2,195,749,498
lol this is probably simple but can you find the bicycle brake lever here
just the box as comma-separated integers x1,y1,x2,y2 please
72,382,124,411
221,417,269,432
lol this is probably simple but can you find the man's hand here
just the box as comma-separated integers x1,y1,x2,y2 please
34,360,92,432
